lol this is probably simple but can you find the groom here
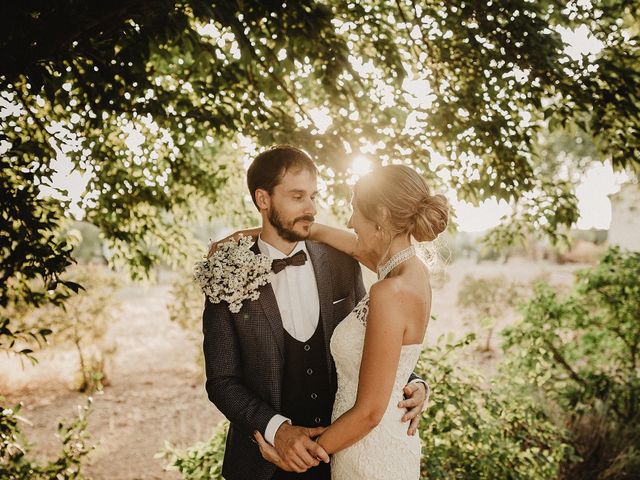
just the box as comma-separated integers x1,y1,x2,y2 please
202,145,427,480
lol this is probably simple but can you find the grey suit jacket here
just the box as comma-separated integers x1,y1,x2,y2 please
202,240,366,480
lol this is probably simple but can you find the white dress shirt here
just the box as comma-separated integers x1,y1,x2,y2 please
257,236,320,445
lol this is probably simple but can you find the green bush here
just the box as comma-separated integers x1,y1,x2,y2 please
417,335,573,479
0,397,94,480
502,247,640,479
158,420,228,480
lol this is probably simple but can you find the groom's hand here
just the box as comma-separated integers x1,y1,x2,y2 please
398,382,429,436
254,431,287,471
272,423,329,472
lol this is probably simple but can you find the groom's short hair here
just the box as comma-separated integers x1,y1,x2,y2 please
247,145,318,208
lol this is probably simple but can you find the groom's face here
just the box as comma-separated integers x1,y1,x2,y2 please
261,167,318,242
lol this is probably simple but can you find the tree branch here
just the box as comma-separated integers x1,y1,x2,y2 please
543,338,588,387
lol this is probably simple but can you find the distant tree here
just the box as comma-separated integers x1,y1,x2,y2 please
457,274,521,351
167,271,206,374
43,266,120,392
4,265,120,392
69,222,107,263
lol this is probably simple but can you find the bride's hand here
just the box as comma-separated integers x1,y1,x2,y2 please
207,227,261,257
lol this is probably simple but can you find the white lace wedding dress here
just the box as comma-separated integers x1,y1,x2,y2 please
330,293,422,480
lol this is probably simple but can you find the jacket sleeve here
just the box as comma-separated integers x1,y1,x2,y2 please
408,372,427,388
202,299,278,436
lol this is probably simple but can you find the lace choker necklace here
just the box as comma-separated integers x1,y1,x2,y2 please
377,246,416,280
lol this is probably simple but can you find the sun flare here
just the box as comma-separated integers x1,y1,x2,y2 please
351,156,373,178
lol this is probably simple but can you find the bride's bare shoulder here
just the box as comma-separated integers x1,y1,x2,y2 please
369,276,425,311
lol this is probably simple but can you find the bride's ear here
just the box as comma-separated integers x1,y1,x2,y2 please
373,206,391,240
377,206,391,229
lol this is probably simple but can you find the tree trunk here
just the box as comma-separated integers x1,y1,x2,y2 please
74,328,88,392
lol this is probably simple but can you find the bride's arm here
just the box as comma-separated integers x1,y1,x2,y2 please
309,223,376,272
315,281,411,454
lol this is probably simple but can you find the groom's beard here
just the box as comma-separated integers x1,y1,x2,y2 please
268,207,314,242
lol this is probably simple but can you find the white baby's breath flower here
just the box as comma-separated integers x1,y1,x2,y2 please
194,236,273,314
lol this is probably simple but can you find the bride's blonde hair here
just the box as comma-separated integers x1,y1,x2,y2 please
354,164,449,242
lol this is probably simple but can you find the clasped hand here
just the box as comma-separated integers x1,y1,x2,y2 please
254,423,328,473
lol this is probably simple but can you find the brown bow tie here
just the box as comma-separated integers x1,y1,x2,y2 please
271,250,307,273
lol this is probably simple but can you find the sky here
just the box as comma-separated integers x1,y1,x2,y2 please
35,22,631,232
455,162,628,231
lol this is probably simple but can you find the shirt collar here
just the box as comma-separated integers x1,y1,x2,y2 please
257,235,308,260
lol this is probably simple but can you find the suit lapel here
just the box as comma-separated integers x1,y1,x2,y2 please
251,241,285,360
305,240,336,386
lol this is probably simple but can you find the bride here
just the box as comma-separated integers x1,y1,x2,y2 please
225,164,448,479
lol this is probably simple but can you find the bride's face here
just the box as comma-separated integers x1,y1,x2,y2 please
347,193,385,261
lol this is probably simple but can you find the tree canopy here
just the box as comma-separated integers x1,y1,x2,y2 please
1,1,639,333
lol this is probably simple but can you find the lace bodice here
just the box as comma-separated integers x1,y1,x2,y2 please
329,294,422,480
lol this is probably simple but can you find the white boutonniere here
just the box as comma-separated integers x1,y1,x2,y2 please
194,236,273,313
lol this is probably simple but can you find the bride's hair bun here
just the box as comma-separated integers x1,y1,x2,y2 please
411,194,449,242
354,164,449,241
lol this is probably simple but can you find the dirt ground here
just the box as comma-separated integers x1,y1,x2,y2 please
0,258,586,479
